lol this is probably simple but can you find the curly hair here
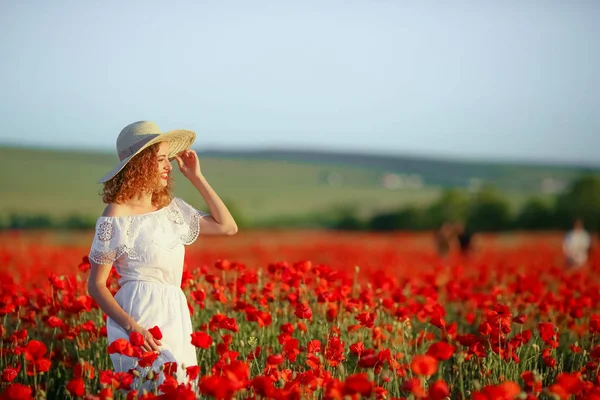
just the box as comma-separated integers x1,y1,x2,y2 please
101,143,173,208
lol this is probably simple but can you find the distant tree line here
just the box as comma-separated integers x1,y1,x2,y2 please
0,214,98,230
1,176,598,232
0,199,249,231
333,175,600,233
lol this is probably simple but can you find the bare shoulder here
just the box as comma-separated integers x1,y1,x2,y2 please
102,203,131,218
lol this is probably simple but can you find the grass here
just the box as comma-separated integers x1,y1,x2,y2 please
0,146,552,226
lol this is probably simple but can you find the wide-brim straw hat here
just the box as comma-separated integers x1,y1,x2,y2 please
98,121,196,184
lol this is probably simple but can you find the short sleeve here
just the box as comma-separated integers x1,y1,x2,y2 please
88,218,130,265
171,197,211,245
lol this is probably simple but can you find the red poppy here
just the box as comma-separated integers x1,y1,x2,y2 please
46,316,63,328
137,351,159,368
479,381,521,400
148,326,163,340
350,342,365,356
107,338,134,357
429,380,450,400
186,365,200,380
191,331,213,349
247,346,261,361
66,378,85,397
403,378,426,397
267,354,284,366
343,373,373,396
427,342,455,361
355,312,376,328
2,367,19,383
410,355,438,377
129,331,145,347
218,317,239,333
1,383,33,400
307,339,321,354
73,361,95,380
295,303,312,320
158,375,179,394
24,340,46,360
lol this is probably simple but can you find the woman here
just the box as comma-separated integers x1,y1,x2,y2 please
87,121,237,390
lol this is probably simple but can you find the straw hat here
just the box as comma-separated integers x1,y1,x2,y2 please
98,121,196,183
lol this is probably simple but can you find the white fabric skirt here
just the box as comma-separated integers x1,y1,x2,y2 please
107,281,197,385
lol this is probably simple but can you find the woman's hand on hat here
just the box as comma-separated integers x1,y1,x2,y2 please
174,150,202,180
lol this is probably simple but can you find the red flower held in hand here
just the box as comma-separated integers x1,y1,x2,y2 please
295,303,312,319
129,331,145,347
148,326,163,340
191,331,213,349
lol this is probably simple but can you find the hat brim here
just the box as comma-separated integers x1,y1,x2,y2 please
97,129,196,184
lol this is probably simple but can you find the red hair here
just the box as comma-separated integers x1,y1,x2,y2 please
101,143,172,208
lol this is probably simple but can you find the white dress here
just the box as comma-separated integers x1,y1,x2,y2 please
88,197,210,386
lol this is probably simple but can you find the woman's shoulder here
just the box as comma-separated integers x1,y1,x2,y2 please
101,203,131,218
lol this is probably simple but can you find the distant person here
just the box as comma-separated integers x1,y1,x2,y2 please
435,222,454,257
87,121,238,391
563,218,591,268
454,222,474,256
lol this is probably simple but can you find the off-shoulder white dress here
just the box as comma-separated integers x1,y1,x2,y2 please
88,197,209,385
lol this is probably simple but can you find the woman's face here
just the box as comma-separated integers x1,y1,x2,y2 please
156,141,172,188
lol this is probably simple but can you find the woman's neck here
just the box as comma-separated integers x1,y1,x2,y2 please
127,192,154,209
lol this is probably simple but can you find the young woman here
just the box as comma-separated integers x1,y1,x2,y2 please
87,121,237,388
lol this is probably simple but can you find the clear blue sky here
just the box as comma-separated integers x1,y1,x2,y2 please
1,0,598,165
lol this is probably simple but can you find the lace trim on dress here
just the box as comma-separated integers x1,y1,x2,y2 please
89,244,141,265
180,209,210,245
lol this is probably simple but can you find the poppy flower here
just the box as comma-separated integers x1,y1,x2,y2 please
163,362,178,377
137,351,159,368
107,338,134,356
410,355,438,377
429,380,450,400
129,331,145,347
355,312,376,328
2,367,19,383
66,378,85,397
219,317,239,333
295,303,312,320
427,342,455,361
343,373,373,396
1,383,33,400
191,331,213,349
186,365,200,380
148,326,163,340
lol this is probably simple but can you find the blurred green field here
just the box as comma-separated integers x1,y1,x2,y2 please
0,146,558,226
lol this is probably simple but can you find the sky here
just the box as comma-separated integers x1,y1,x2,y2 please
0,0,599,165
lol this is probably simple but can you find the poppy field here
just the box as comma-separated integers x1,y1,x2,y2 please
0,230,598,399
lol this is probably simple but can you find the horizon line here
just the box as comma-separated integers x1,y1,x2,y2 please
0,141,598,170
